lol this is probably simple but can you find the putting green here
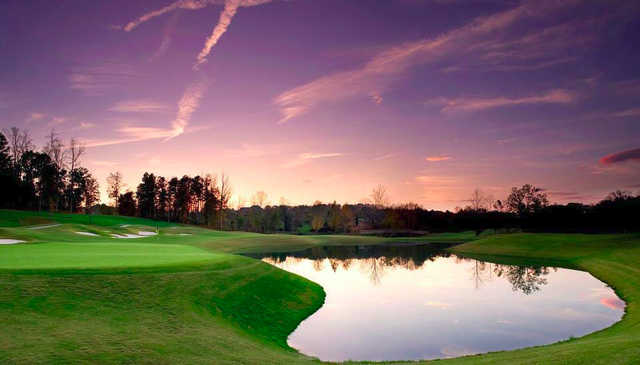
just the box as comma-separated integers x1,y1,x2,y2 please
0,241,220,270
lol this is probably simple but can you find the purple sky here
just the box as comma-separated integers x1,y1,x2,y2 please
2,0,640,210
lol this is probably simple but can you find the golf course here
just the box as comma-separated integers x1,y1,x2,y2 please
0,209,638,364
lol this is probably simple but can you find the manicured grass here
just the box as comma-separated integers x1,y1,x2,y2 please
0,242,221,270
0,210,638,364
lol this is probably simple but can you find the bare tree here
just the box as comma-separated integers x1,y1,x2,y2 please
469,188,492,211
107,172,125,209
67,138,86,212
251,191,268,207
43,129,66,169
219,173,232,209
218,173,232,228
370,184,389,208
2,127,33,166
67,138,85,172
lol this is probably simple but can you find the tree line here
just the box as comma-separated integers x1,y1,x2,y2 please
0,128,98,213
2,126,637,234
106,171,232,229
110,172,640,234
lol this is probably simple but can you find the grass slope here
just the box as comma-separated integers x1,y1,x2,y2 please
0,210,638,364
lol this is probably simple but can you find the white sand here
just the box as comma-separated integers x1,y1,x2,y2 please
138,231,157,236
111,231,157,239
0,239,25,244
112,233,144,239
28,224,61,230
75,232,98,237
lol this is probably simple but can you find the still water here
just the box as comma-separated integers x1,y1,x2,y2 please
253,244,625,362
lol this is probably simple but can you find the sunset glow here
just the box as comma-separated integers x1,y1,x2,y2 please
3,0,639,209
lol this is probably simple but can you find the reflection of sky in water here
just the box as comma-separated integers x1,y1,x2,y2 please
259,247,624,362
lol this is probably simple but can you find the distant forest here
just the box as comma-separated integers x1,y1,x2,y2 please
1,127,638,234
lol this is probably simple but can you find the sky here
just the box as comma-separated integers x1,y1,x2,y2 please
1,0,640,210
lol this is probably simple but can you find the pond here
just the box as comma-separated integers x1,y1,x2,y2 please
251,244,625,362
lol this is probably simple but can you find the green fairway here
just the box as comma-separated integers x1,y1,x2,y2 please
0,210,638,364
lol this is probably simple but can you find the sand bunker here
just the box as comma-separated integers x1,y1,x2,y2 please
111,231,158,239
138,231,157,236
0,239,25,244
75,232,98,237
112,233,143,239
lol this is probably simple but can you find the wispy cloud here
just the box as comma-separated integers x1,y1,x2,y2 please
194,0,241,69
426,155,452,162
84,80,208,147
123,0,217,32
415,175,458,186
369,92,383,105
123,0,275,68
599,148,640,165
282,152,344,168
69,62,139,95
612,108,640,118
48,117,66,126
76,122,95,129
120,0,272,148
194,0,275,69
170,79,208,139
109,99,169,113
25,112,45,123
433,89,577,113
150,11,182,61
373,153,397,161
274,0,582,123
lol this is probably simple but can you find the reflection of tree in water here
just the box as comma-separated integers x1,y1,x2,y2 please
471,260,488,289
254,245,451,285
360,258,384,285
461,257,555,295
254,245,555,292
494,265,553,295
